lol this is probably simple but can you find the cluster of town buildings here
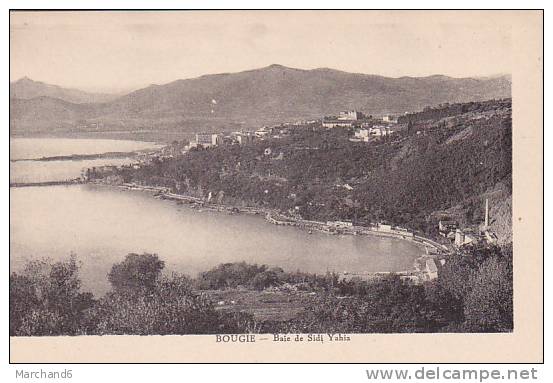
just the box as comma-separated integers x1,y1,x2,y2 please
322,110,398,127
438,199,498,249
339,198,500,284
185,125,292,151
182,109,399,151
350,126,393,142
321,110,398,142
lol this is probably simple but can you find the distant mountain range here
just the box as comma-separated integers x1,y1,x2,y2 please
10,65,511,137
10,77,119,104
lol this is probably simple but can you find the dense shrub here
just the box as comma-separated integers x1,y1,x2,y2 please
9,256,95,336
197,262,268,289
273,277,443,334
10,244,513,335
107,253,165,293
92,256,254,334
90,277,223,335
431,245,512,332
463,256,513,332
250,270,280,290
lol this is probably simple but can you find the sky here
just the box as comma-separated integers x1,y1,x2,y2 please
10,11,513,93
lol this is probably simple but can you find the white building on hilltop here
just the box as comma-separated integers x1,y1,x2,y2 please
192,133,223,148
369,126,393,137
354,128,370,142
323,110,366,128
338,110,364,120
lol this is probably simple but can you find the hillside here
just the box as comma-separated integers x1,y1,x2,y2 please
96,98,512,240
9,97,99,134
10,65,511,137
10,77,118,104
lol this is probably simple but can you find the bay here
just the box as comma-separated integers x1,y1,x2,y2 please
9,138,423,296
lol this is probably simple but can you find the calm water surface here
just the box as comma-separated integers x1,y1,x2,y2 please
10,138,423,295
10,137,162,160
10,138,162,183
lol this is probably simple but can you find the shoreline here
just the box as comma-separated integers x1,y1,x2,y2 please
11,178,450,255
90,180,449,251
9,150,151,163
12,179,449,283
120,182,448,250
89,181,450,282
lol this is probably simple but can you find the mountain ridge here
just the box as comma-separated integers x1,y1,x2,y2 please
10,65,511,136
10,77,120,104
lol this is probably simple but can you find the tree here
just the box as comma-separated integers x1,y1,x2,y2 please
10,273,39,335
92,274,225,335
91,270,257,335
107,253,165,294
463,257,513,332
437,254,478,302
9,256,95,336
197,262,267,289
424,280,464,327
250,270,280,290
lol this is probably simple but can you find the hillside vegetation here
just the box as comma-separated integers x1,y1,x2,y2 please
107,98,512,238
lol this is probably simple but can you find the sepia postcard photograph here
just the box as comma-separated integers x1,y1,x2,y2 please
8,9,543,363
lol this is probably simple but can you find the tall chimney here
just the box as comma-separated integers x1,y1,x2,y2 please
485,198,489,227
